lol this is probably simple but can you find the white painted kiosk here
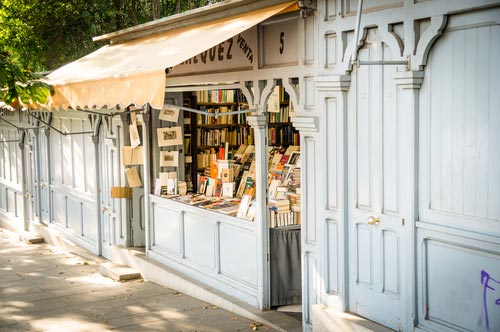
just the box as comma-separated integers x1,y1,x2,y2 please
2,1,499,332
38,0,305,317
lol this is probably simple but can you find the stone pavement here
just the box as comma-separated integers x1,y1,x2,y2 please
0,228,279,332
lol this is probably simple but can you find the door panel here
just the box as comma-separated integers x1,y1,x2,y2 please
100,122,124,259
348,29,403,330
130,187,145,247
39,129,50,225
25,133,37,224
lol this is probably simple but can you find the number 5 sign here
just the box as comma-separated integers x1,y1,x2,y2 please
260,15,298,68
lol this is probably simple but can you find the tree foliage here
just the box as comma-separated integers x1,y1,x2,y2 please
0,0,224,72
0,0,222,107
0,52,53,108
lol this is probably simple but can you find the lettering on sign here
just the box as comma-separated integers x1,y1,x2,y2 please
237,34,254,63
259,16,298,68
180,38,234,65
479,270,500,332
279,32,284,54
177,33,254,67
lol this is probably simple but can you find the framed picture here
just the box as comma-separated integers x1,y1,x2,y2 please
159,106,180,122
159,150,179,167
157,127,183,147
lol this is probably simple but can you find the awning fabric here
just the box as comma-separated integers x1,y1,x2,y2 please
45,2,295,111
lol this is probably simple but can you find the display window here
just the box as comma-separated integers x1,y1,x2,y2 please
150,86,301,230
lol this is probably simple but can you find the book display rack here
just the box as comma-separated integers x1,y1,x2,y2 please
155,88,301,228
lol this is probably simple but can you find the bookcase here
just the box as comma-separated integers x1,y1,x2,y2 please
163,88,301,228
192,90,253,182
267,86,299,147
182,94,197,192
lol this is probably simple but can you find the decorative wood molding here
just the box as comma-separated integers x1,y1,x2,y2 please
292,116,318,132
393,70,424,89
258,79,276,111
247,114,267,129
239,81,255,107
315,75,351,92
412,15,447,70
282,77,300,110
378,23,404,58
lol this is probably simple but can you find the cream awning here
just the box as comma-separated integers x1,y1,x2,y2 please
45,1,295,110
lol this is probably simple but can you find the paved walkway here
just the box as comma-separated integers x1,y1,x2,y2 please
0,228,278,332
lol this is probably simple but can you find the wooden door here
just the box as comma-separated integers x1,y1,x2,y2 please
348,30,404,330
99,121,124,258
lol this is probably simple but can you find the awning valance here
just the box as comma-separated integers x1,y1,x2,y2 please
45,1,295,111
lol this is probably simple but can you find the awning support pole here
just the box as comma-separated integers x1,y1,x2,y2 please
77,107,144,118
358,60,409,66
351,0,364,65
350,0,409,68
163,103,255,119
27,109,94,136
0,113,39,130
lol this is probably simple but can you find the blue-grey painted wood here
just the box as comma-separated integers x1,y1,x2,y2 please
347,28,403,330
416,226,500,332
0,125,24,229
420,23,500,236
40,112,100,252
148,195,259,306
417,14,500,332
99,118,127,258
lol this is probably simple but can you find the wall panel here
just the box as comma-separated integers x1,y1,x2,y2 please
421,24,500,233
219,223,257,286
326,219,339,293
325,97,338,211
184,213,216,269
421,236,500,331
151,203,180,254
305,136,317,243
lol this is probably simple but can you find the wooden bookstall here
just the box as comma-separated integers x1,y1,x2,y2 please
153,86,302,307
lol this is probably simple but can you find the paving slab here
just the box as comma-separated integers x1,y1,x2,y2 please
0,227,280,332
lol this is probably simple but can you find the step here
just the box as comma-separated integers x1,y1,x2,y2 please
99,262,141,281
19,232,45,244
312,304,394,332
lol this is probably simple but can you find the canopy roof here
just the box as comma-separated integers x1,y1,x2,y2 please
45,1,295,110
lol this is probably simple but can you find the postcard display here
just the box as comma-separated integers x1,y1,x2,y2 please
149,87,302,305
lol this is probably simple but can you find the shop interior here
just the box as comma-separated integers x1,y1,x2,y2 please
126,84,303,309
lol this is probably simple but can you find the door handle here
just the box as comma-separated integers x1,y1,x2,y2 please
367,216,380,225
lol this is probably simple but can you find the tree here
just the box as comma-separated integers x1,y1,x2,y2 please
0,52,53,108
0,0,224,73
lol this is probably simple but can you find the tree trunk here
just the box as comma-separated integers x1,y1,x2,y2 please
151,0,159,19
175,0,181,13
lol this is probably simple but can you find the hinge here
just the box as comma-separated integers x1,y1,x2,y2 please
402,218,405,226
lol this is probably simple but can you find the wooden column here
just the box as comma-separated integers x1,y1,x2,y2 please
246,114,269,310
394,70,423,331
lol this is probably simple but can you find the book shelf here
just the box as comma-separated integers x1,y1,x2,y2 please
192,90,253,180
162,88,302,227
182,94,197,192
267,86,299,146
